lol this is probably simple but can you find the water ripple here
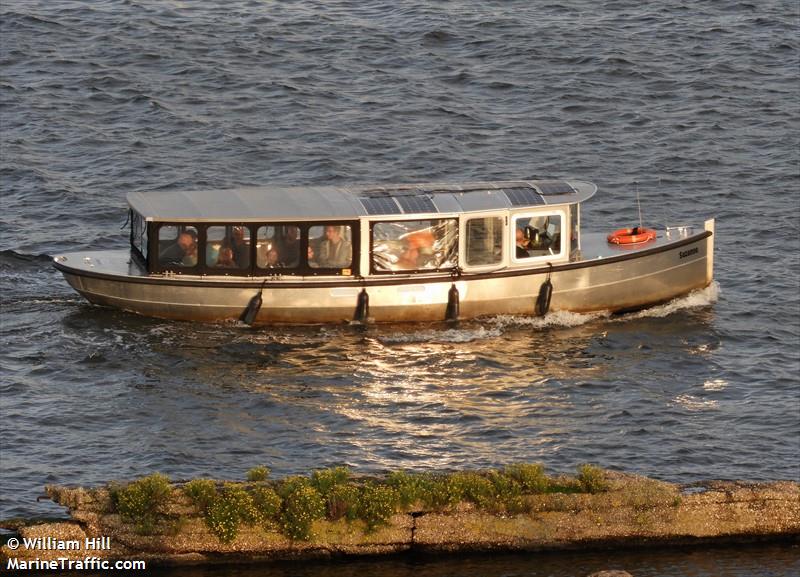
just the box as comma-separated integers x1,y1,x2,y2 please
1,2,798,545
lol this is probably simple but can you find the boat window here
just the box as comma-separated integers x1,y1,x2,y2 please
256,225,301,270
513,214,562,260
465,216,503,266
206,225,251,271
131,211,148,260
157,225,199,269
308,225,353,270
372,219,458,272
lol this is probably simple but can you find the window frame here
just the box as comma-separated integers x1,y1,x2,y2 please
254,224,302,273
301,221,358,276
369,217,460,275
153,223,203,274
569,203,580,256
203,224,253,274
460,212,507,272
510,209,568,265
148,221,359,277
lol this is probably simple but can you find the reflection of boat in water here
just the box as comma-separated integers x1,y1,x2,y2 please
53,179,715,324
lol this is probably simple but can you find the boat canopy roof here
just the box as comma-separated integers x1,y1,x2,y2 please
127,179,597,222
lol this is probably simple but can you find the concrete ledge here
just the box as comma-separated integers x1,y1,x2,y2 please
2,472,798,567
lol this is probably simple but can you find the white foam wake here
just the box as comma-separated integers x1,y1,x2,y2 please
488,309,610,330
378,325,503,344
377,283,720,345
621,281,720,320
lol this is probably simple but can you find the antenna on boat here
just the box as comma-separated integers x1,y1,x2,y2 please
635,181,643,232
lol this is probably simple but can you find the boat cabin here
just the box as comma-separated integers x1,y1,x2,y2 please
127,180,596,279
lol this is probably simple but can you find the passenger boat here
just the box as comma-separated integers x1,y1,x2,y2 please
53,180,715,324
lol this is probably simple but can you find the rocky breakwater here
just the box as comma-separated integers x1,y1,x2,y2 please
2,465,798,568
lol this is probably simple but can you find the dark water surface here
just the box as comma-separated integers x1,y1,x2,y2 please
73,544,800,577
1,1,798,575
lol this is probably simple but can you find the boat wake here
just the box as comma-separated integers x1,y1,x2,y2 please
377,282,720,345
615,281,720,321
0,249,53,265
488,309,610,330
378,325,503,344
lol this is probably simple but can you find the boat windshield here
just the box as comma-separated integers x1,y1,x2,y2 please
513,213,563,260
372,219,458,273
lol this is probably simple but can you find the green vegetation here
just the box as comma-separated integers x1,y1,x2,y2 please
451,471,495,509
246,466,271,483
115,463,616,544
277,475,312,498
487,469,526,514
358,482,398,530
183,478,283,543
251,485,282,523
577,464,610,494
420,474,461,510
183,479,217,512
505,463,548,494
386,470,425,510
205,484,258,543
623,477,680,510
326,483,361,521
310,466,350,497
544,476,583,494
280,483,326,539
110,473,172,534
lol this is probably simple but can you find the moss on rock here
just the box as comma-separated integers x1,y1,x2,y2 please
1,466,794,568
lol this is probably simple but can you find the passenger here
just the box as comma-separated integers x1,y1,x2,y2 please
231,226,250,267
215,245,236,268
160,229,198,266
265,248,282,268
177,230,198,266
527,217,548,249
516,228,530,258
396,229,435,270
397,243,420,270
316,225,351,268
179,231,198,266
280,226,300,266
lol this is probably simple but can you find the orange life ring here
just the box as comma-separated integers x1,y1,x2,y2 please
607,227,657,245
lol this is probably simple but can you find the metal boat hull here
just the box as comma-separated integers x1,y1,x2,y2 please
56,222,714,324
